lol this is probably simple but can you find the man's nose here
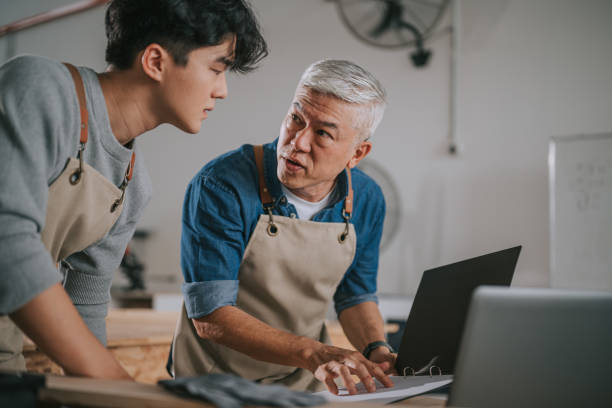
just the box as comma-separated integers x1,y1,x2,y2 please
291,127,312,152
213,72,228,99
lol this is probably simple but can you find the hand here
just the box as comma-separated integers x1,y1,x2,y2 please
309,344,394,395
368,347,398,375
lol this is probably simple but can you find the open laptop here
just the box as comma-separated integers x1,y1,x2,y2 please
449,286,612,408
317,246,521,403
394,245,521,376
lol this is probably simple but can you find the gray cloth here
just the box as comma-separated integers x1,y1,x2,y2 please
0,55,152,343
159,374,326,408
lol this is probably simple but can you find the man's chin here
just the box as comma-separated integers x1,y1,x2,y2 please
178,121,203,134
277,171,304,190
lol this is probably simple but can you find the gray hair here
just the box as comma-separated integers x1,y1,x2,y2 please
297,59,386,141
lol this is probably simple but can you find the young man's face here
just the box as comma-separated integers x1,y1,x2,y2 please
276,87,372,202
160,36,235,134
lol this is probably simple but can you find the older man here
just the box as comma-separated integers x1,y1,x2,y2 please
171,60,395,394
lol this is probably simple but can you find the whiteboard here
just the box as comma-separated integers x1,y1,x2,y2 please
549,133,612,290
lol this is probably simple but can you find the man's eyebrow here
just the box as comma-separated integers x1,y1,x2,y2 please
216,55,234,67
292,102,337,129
319,121,337,129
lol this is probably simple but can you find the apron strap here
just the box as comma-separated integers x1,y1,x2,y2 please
253,145,277,236
111,151,137,213
339,167,353,243
253,145,274,208
344,167,353,217
126,151,136,181
63,63,89,185
63,63,88,145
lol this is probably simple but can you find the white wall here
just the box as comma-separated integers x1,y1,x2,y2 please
2,0,612,295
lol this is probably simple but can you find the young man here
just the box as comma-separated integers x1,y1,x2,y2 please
0,0,267,379
172,60,396,394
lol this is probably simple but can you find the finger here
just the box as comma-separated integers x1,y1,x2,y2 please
371,364,394,388
385,353,399,375
377,360,396,374
349,360,376,393
315,365,340,395
324,374,339,395
331,361,358,395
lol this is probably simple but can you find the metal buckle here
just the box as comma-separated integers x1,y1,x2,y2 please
338,209,351,243
69,142,86,185
265,207,278,236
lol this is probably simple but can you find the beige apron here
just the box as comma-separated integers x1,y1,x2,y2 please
0,63,135,371
172,145,357,391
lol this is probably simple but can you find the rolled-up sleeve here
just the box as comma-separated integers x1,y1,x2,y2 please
182,280,239,318
180,173,247,319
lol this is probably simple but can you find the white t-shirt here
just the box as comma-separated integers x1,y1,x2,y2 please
281,184,334,220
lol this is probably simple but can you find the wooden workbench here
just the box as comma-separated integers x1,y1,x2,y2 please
24,309,178,383
24,309,397,384
38,375,445,407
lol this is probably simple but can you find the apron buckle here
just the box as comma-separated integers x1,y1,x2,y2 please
69,142,86,185
265,207,278,236
338,210,351,243
111,179,128,213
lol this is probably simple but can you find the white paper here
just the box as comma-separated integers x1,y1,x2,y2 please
315,375,453,405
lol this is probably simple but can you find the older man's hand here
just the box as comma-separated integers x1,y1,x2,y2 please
368,346,398,375
308,344,394,395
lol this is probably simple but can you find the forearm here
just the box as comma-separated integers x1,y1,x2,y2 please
194,305,393,394
10,282,131,380
192,305,325,372
338,301,386,352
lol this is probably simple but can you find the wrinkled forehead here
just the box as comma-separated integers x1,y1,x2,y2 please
291,86,366,129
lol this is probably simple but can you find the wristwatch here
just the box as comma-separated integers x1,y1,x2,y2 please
362,341,395,359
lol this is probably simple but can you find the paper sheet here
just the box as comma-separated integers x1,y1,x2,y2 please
315,375,453,405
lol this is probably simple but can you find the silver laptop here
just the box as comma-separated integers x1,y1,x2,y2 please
449,286,612,408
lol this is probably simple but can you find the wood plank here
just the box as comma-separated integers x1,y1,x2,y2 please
40,375,210,408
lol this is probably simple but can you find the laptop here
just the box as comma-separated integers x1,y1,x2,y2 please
317,246,521,404
394,245,521,376
449,286,612,408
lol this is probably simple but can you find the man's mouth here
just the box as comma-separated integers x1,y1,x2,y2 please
203,107,214,118
283,156,305,171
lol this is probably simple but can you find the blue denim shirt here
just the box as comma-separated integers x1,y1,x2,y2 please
181,141,385,319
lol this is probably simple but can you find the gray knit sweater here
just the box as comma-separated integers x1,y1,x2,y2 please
0,55,152,343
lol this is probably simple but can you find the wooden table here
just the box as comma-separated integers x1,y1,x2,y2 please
38,375,445,407
24,309,398,384
23,311,439,407
24,309,177,383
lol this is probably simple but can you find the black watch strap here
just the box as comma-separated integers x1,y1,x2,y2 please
362,341,395,359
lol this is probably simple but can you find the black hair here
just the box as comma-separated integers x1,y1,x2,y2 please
104,0,268,72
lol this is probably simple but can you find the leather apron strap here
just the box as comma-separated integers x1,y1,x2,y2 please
253,144,274,206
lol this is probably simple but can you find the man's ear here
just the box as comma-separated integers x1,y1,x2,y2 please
140,43,167,82
347,141,372,168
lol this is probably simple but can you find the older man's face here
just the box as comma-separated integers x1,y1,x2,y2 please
276,87,372,202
